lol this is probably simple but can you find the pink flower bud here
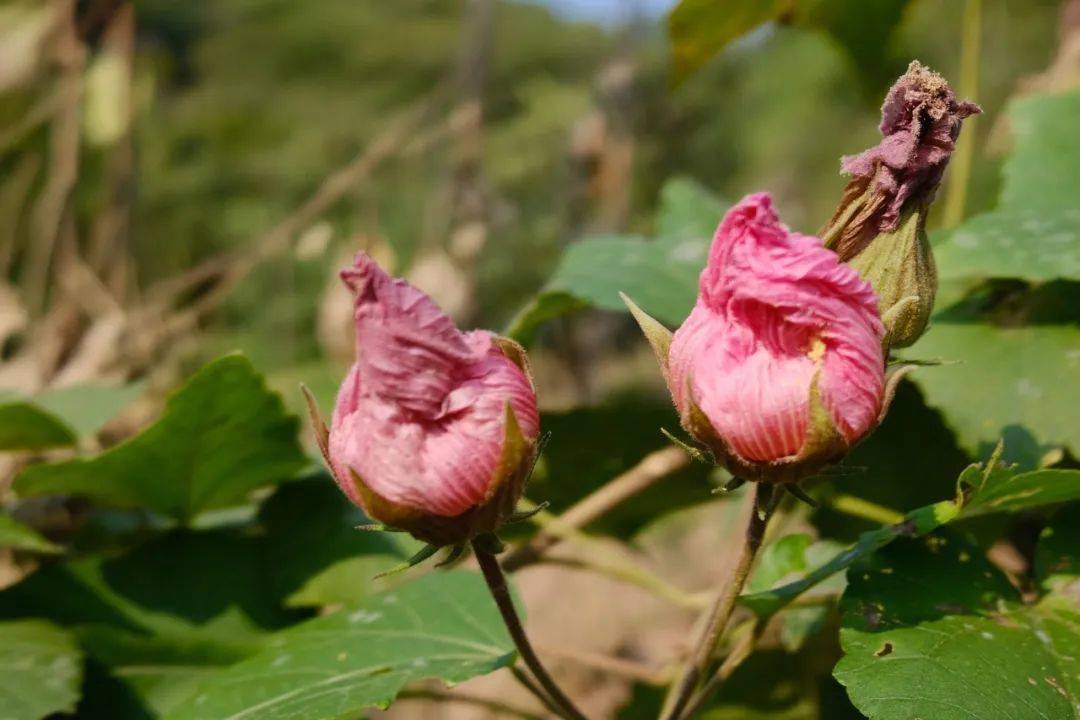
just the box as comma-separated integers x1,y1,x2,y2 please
312,254,540,545
643,194,887,483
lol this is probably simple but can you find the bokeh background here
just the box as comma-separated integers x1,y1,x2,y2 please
0,1,1077,718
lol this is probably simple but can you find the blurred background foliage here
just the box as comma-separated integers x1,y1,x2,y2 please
0,0,1077,719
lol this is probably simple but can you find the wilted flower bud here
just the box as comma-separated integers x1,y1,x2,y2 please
626,194,889,484
822,61,980,348
308,253,540,546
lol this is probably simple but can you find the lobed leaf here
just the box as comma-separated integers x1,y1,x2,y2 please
935,207,1080,283
14,355,307,522
167,571,516,720
834,533,1079,719
505,178,725,342
907,323,1079,462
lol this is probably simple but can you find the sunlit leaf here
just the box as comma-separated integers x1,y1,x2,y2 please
0,619,83,720
907,323,1079,461
1001,89,1080,212
168,571,515,720
14,356,307,521
935,208,1080,282
834,533,1079,720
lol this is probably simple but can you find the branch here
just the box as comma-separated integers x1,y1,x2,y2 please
534,641,673,686
504,446,689,571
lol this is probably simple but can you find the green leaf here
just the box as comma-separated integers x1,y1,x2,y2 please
668,0,795,79
740,498,959,618
506,178,725,342
790,0,909,92
654,176,729,242
0,513,61,554
0,383,142,451
740,454,1080,617
14,355,307,521
1001,89,1080,212
0,529,302,717
168,571,516,720
936,208,1080,282
907,323,1079,461
31,382,145,438
1035,505,1080,591
0,401,76,450
257,478,420,608
0,619,84,720
504,291,588,346
961,467,1080,517
834,534,1079,720
748,533,813,594
749,534,848,651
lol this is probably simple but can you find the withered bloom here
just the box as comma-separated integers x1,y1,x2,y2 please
822,61,980,348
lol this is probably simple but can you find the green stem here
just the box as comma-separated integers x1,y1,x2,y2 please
473,541,588,720
828,493,904,526
658,484,779,720
942,0,982,227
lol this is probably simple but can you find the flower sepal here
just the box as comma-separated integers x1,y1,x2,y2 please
678,374,848,485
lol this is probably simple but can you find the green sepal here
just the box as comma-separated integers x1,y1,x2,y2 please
661,427,711,463
785,484,819,508
620,292,674,382
434,543,468,568
712,476,747,495
507,501,549,524
373,543,441,579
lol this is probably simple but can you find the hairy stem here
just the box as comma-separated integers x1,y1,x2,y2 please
473,541,589,720
680,620,764,719
659,483,779,720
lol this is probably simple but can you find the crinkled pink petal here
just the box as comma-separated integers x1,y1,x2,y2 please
329,254,539,517
668,193,885,462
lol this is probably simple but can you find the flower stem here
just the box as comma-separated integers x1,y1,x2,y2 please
472,540,589,720
658,483,779,720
